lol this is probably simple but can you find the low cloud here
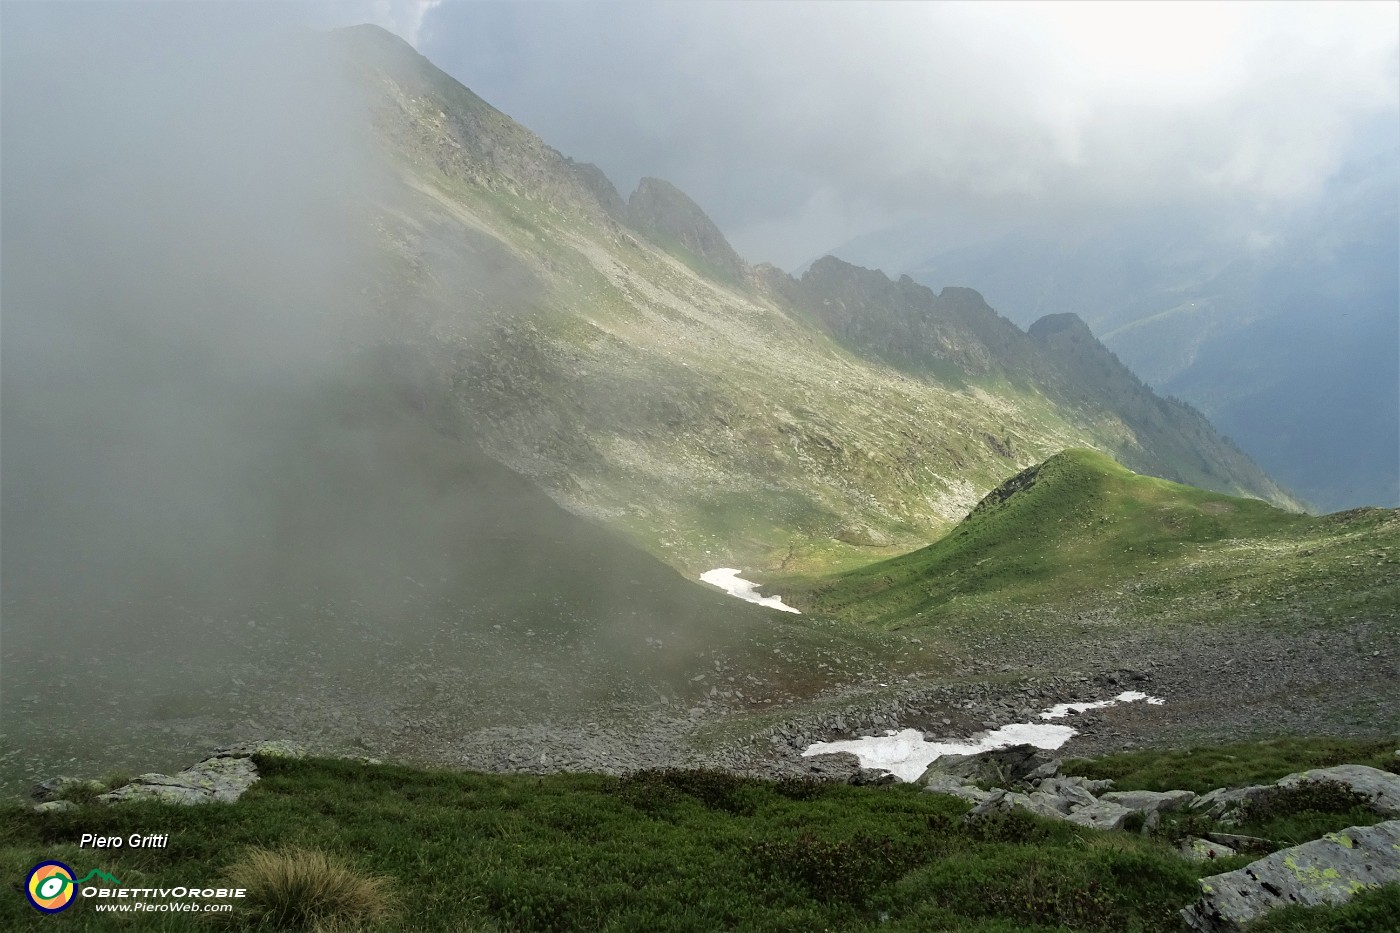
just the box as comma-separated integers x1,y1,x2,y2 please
386,1,1398,268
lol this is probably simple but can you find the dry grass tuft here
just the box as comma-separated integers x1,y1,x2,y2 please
226,845,396,930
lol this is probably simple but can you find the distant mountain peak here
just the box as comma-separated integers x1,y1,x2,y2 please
565,159,627,218
936,285,993,307
625,177,748,284
1028,312,1095,342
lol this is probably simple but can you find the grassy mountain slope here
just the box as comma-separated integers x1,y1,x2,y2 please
777,449,1398,628
332,25,1298,577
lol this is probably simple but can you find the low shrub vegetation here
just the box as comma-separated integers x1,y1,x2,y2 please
1,752,1393,931
1063,736,1400,794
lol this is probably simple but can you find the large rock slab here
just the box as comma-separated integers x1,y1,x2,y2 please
1180,819,1400,932
99,755,259,805
963,788,1065,823
1180,837,1238,862
1014,793,1074,822
921,774,992,803
1065,800,1134,831
37,740,312,808
918,744,1054,787
1021,757,1063,785
1276,765,1400,816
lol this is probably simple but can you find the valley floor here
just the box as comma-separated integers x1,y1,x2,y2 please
8,610,1393,800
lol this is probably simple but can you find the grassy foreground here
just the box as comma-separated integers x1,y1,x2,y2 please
4,738,1397,932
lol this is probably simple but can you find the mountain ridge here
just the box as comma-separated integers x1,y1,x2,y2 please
326,22,1303,575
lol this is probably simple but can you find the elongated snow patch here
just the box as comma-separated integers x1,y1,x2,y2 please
801,691,1164,782
1038,690,1164,719
700,568,800,613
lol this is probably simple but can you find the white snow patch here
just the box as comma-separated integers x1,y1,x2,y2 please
700,568,801,614
801,692,1164,782
1038,690,1164,719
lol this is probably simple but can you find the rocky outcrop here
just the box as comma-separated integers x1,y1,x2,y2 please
1064,799,1135,831
1276,765,1400,815
1181,820,1400,932
32,776,99,803
28,741,384,812
565,158,628,219
99,756,261,805
917,746,1258,838
1192,764,1400,823
91,741,306,807
797,751,866,783
920,748,1148,829
1100,789,1197,814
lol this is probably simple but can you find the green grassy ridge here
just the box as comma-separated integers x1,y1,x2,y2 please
773,449,1398,626
9,749,1395,933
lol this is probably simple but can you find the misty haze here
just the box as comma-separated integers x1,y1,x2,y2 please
2,3,1397,930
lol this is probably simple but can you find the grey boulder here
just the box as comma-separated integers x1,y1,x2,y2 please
1033,777,1100,812
1014,793,1075,822
918,744,1054,787
1065,800,1135,831
1181,819,1400,932
801,752,864,782
1180,837,1238,861
32,800,80,814
960,785,1103,826
1020,758,1063,785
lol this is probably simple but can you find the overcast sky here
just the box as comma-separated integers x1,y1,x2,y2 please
327,2,1395,269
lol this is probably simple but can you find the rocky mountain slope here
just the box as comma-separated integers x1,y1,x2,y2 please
330,24,1299,576
844,180,1399,513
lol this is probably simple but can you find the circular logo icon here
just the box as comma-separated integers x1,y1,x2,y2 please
26,861,76,913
